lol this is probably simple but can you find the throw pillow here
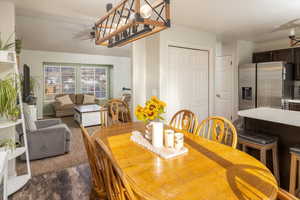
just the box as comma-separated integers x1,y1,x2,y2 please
83,94,95,104
56,95,73,106
23,105,37,131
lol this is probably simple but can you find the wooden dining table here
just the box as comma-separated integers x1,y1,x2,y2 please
93,122,278,200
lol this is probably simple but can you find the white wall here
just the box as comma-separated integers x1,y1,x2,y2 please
0,1,15,43
145,34,160,100
254,38,291,52
132,39,147,119
159,25,217,118
20,49,131,118
132,25,217,121
217,40,254,120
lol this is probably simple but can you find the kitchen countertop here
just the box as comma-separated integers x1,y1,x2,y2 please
285,99,300,103
238,107,300,127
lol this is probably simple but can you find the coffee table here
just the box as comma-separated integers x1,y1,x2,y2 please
74,104,108,127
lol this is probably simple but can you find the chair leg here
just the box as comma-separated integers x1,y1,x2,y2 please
260,148,267,165
272,144,280,185
289,154,297,195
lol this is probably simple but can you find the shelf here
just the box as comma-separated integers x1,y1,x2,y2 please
7,174,30,195
0,119,22,129
0,59,15,64
7,147,26,160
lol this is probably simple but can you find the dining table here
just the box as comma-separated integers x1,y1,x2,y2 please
93,122,279,200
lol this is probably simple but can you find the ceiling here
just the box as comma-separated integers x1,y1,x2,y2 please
7,0,300,56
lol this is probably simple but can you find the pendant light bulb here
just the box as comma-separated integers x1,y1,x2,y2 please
290,28,296,37
140,4,152,18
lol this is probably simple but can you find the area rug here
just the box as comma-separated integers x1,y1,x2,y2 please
16,117,100,176
10,163,91,200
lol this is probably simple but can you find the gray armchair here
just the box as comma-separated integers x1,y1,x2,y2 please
17,119,71,161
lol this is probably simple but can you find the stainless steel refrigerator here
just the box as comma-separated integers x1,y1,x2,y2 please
239,62,293,110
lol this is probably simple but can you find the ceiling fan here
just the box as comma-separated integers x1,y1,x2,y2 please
273,18,300,47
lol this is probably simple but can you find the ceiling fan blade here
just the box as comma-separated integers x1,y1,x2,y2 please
73,29,93,39
273,18,300,32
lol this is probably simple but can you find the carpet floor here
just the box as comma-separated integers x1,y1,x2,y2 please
16,117,100,176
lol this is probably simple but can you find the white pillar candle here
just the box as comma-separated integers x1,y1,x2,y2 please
164,129,174,148
151,122,164,148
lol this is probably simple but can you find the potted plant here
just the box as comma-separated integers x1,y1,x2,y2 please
0,75,20,121
15,38,22,55
0,32,15,60
0,138,16,153
135,96,166,148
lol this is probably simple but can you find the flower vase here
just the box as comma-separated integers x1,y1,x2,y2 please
151,121,164,148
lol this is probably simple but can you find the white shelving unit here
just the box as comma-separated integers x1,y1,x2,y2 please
0,51,31,196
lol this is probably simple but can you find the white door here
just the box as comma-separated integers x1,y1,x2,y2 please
215,56,233,120
165,46,209,122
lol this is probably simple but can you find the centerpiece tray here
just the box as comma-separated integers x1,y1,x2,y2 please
130,131,188,159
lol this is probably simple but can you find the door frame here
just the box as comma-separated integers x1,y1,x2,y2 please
215,55,234,120
161,40,214,118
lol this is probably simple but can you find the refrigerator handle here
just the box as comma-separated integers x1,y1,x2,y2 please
283,66,286,80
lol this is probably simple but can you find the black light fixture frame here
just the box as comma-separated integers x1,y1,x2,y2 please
289,35,300,47
95,0,170,47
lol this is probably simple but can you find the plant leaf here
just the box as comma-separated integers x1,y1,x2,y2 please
3,42,15,50
3,32,14,50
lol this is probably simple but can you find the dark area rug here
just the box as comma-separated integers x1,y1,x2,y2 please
10,163,91,200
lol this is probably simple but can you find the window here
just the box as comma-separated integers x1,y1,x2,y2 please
80,66,108,99
44,64,76,101
44,63,109,101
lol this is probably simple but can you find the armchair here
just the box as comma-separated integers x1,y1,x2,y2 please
17,119,71,161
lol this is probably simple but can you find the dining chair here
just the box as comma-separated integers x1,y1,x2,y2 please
96,139,138,200
99,108,108,128
277,188,299,200
80,126,106,200
106,99,132,125
197,116,238,148
169,110,199,134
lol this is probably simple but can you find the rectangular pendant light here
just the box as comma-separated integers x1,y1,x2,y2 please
95,0,170,48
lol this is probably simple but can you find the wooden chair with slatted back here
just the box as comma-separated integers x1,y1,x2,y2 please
96,139,138,200
169,110,199,134
277,188,300,200
107,99,132,125
99,108,108,128
80,126,106,200
197,116,238,148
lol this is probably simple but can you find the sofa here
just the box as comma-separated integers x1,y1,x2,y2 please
53,94,98,117
17,118,71,160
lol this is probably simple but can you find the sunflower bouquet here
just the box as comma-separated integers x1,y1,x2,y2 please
135,96,166,122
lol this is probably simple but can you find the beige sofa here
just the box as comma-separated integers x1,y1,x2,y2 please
53,94,97,117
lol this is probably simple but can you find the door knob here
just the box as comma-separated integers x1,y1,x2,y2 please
216,94,221,98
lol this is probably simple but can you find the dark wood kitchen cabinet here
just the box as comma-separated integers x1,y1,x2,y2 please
289,102,300,111
252,51,273,63
272,49,293,63
253,49,293,63
294,48,300,80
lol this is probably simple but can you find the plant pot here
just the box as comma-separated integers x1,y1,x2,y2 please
0,50,9,61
